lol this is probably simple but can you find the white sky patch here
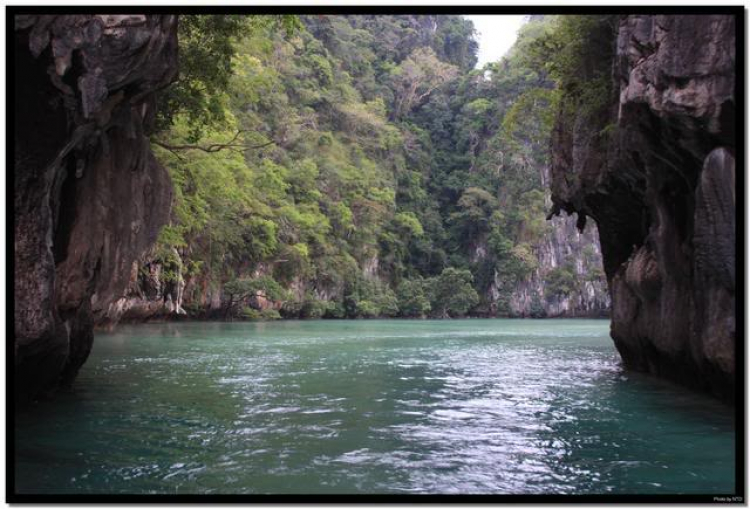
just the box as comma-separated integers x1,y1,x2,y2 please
464,15,528,68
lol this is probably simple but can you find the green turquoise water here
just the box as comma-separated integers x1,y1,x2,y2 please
15,319,735,495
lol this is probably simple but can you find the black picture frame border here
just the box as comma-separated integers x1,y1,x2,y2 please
6,3,746,504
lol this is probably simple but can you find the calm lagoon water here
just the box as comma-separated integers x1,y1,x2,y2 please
15,319,735,495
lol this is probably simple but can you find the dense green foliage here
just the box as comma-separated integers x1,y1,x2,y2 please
156,15,302,140
522,14,618,130
426,268,480,318
544,263,578,301
152,14,608,319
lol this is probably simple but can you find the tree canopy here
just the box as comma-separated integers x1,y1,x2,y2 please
150,14,608,320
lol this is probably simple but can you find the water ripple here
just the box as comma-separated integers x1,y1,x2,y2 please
14,319,735,495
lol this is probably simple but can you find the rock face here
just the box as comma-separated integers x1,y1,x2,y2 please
549,15,736,400
112,224,610,322
109,253,297,322
498,160,610,318
497,217,610,318
14,15,178,401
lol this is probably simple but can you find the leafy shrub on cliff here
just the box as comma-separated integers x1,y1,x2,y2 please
376,292,400,318
240,307,261,320
241,307,282,321
324,301,346,319
502,87,559,150
152,246,182,284
343,277,399,318
544,262,578,301
524,15,617,123
352,289,399,318
396,278,432,317
354,300,380,318
426,268,479,318
300,297,333,319
390,47,460,120
224,276,287,317
182,301,205,317
225,276,286,302
156,14,301,140
260,309,282,320
449,187,499,243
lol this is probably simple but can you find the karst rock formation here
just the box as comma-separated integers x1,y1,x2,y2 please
14,15,178,401
549,14,736,400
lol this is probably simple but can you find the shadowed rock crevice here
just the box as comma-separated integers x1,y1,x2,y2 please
14,15,178,401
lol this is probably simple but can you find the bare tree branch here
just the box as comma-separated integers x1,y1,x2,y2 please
152,130,276,155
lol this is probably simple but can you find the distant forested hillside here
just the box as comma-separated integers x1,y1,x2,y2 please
120,14,608,321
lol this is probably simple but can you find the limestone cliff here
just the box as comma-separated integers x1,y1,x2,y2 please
549,15,736,400
14,15,178,400
497,216,610,318
491,164,610,318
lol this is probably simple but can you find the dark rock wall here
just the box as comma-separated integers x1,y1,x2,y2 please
14,15,178,400
549,15,736,400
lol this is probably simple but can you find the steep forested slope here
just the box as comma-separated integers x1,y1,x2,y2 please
110,14,608,323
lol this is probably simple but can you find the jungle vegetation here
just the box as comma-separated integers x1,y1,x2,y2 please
150,14,611,319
